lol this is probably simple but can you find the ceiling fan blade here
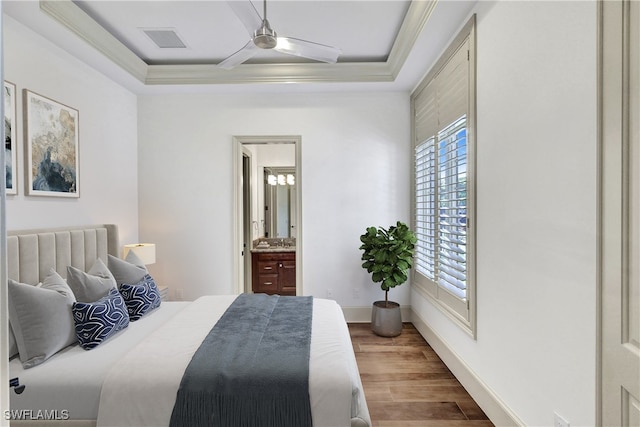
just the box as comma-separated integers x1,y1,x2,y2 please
218,40,260,70
227,1,263,35
274,37,341,64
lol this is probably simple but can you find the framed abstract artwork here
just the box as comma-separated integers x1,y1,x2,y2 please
4,81,17,195
24,90,79,197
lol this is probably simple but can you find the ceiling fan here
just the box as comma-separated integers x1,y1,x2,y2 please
218,0,342,70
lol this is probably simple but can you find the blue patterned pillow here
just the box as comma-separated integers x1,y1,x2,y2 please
119,274,162,321
72,288,129,350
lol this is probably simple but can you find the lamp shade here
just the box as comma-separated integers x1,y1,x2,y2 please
123,243,156,265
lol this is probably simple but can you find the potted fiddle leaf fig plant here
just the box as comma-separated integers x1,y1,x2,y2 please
359,221,417,337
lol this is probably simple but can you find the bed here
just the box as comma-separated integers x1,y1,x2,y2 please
6,224,371,427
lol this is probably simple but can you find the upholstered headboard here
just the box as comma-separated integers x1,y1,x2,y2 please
6,224,119,285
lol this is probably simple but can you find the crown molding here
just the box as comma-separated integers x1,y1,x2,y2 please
39,0,148,83
144,61,394,85
40,0,437,86
387,0,437,77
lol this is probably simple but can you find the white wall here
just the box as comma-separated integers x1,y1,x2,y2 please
137,92,411,306
3,16,139,247
412,1,598,425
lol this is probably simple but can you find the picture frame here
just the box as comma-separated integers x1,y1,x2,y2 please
24,90,79,197
4,81,17,195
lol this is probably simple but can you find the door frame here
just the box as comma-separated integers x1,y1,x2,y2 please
242,147,253,293
0,2,9,422
597,0,640,424
232,135,302,295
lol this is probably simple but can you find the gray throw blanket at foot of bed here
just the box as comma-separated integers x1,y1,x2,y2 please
169,293,314,427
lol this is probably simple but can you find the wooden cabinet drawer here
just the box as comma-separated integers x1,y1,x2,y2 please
257,261,279,274
256,274,279,293
254,252,295,262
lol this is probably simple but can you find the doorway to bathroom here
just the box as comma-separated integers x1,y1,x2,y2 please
232,135,301,296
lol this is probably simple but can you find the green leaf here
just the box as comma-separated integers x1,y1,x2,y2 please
393,272,407,284
397,260,409,270
374,251,387,263
360,221,417,292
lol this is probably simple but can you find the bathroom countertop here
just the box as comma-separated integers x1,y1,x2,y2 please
250,246,296,253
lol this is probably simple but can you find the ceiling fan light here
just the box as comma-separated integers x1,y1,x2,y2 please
276,37,290,50
253,20,277,49
222,0,342,68
254,34,277,49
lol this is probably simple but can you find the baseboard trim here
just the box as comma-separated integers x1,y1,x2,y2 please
341,305,412,323
411,309,525,427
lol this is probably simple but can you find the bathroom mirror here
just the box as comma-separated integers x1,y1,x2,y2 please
264,167,296,238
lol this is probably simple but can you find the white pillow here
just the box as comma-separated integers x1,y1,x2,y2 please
8,269,77,368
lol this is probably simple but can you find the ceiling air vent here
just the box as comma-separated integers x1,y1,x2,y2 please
142,29,186,49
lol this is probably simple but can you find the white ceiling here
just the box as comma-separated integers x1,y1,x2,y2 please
3,0,477,94
75,1,411,64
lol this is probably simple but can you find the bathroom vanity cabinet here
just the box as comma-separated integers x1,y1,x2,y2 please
251,250,296,296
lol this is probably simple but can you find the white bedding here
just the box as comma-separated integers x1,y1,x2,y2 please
10,296,371,427
97,295,371,427
9,301,190,420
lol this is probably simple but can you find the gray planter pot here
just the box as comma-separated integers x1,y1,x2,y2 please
371,300,402,337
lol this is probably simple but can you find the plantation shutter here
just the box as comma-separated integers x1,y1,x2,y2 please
438,40,469,130
414,39,469,146
414,79,438,144
413,33,472,322
435,40,469,305
415,137,437,281
436,117,467,299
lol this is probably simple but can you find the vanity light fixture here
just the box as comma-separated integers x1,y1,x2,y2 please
267,173,295,186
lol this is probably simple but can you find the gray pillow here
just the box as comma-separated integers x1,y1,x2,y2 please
108,252,148,286
67,258,117,302
8,270,77,369
9,324,18,358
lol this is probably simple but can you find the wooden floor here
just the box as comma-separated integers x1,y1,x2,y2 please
349,323,494,427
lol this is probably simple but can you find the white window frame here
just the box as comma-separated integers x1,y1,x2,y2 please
411,16,477,337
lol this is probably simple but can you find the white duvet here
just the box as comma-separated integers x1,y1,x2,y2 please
9,301,190,421
96,295,371,427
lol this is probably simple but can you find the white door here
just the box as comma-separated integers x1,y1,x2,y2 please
600,1,640,425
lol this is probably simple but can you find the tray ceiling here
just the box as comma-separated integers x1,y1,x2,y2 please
3,0,477,91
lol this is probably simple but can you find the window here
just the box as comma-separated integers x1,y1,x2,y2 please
411,16,476,335
417,117,467,297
